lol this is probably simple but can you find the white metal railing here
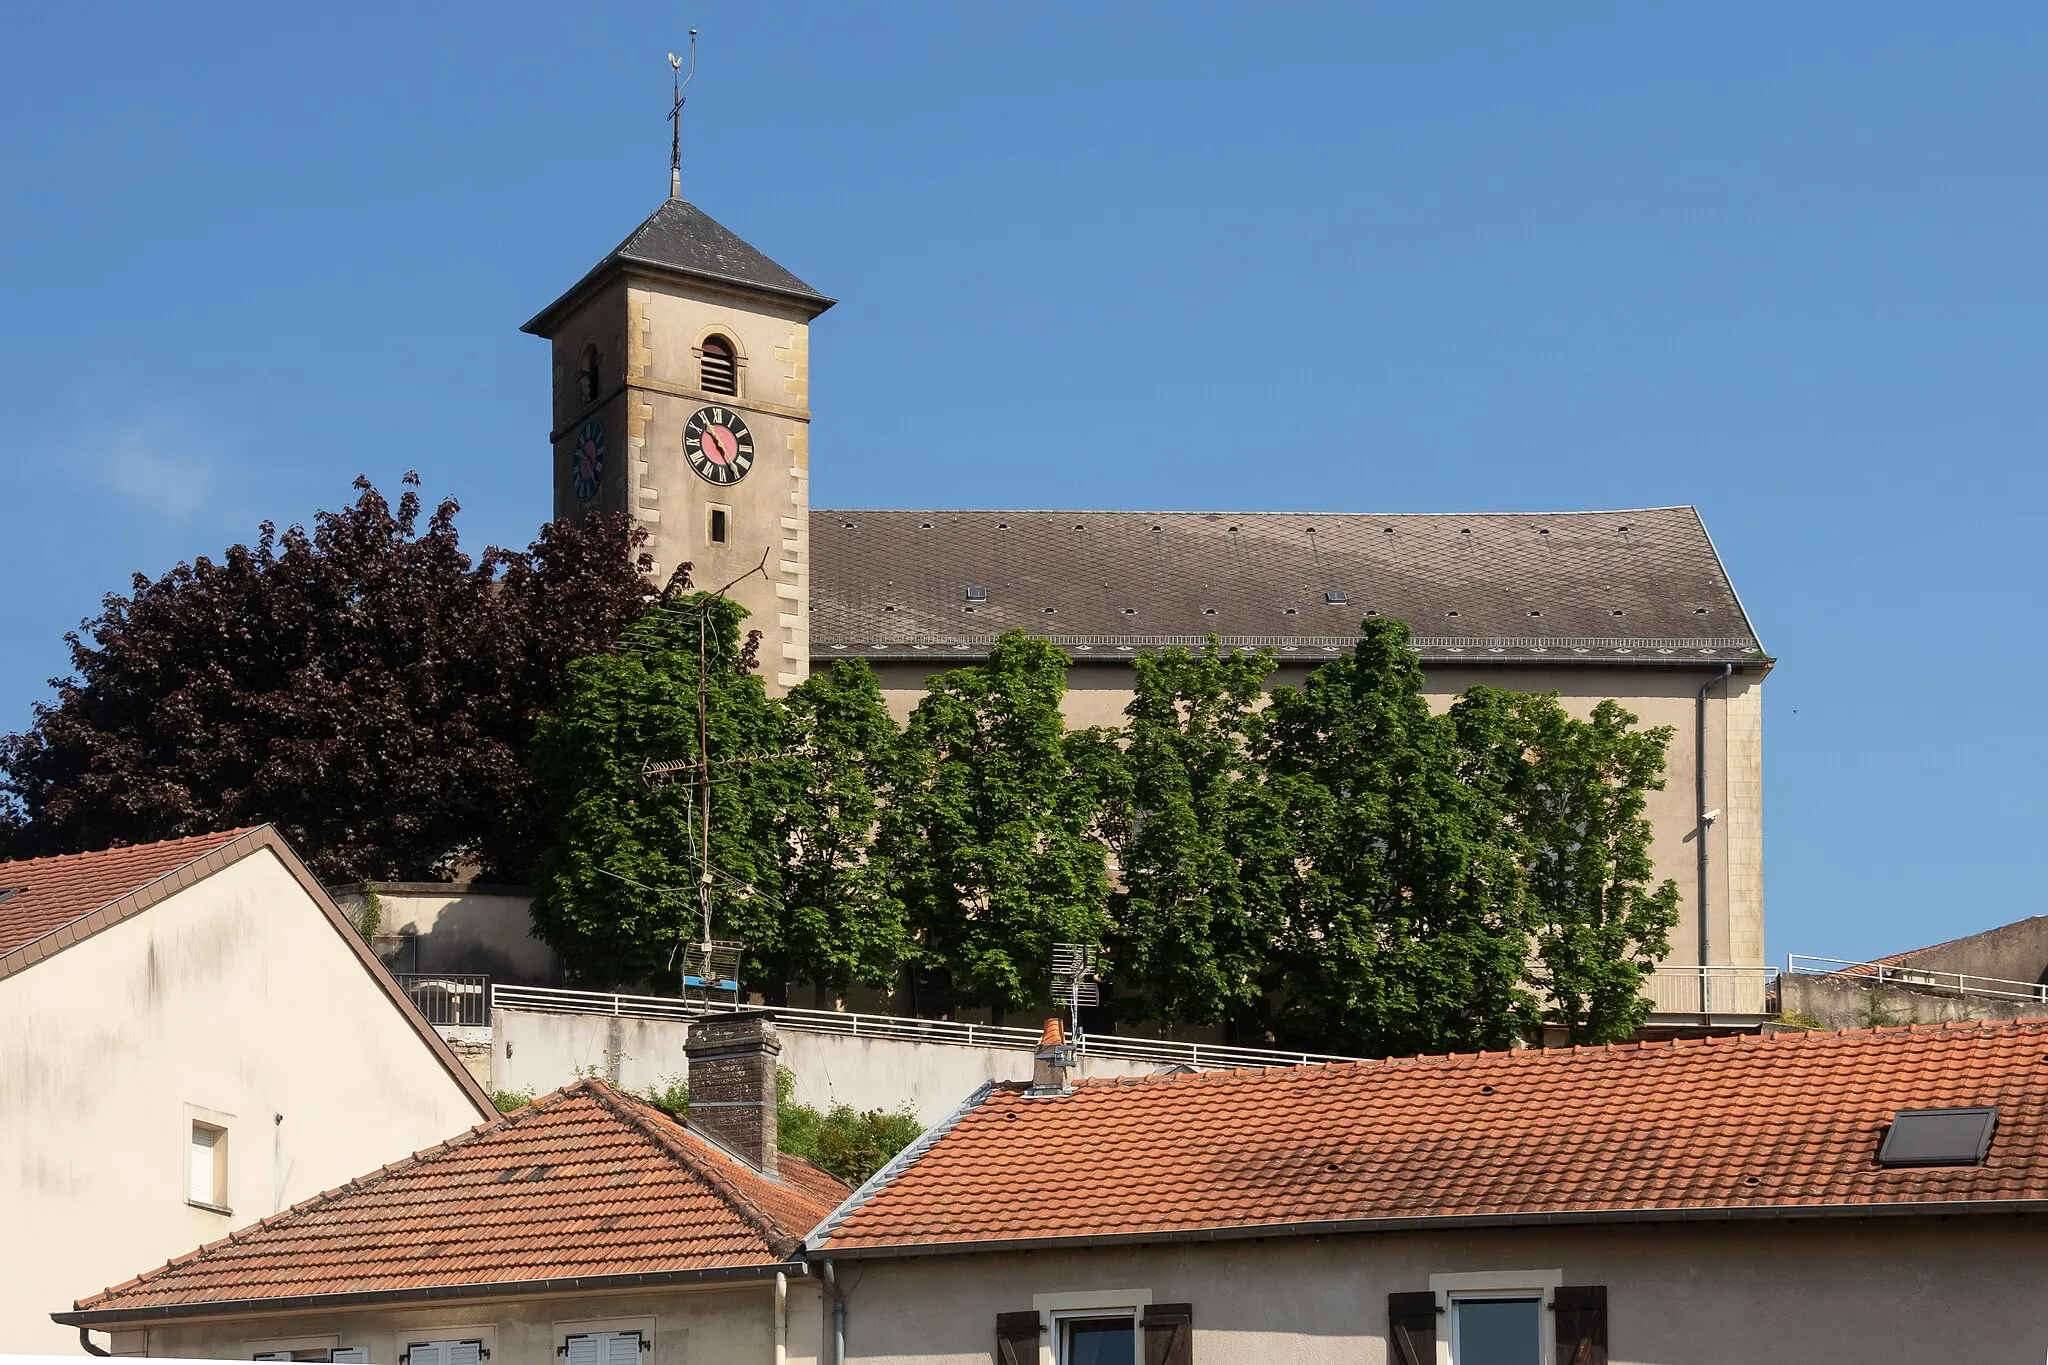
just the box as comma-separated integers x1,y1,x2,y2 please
1785,955,2048,1005
489,983,1357,1069
1645,965,1778,1016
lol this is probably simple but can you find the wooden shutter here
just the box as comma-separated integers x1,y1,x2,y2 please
1553,1286,1608,1365
187,1125,218,1204
1142,1303,1192,1365
1386,1292,1438,1365
994,1311,1040,1365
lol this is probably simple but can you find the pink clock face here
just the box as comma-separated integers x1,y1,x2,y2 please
697,423,738,466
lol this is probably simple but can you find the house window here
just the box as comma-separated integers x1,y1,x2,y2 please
1448,1296,1542,1365
188,1121,228,1210
707,503,731,546
563,1331,645,1365
403,1342,486,1365
699,335,738,395
1057,1314,1135,1365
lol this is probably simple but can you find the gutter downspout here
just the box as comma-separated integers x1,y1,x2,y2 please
1696,664,1733,1012
821,1260,845,1365
79,1327,111,1357
773,1271,787,1365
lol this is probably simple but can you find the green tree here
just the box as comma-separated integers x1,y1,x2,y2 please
1108,640,1293,1040
528,591,795,990
778,659,911,994
1449,687,1679,1043
1261,618,1536,1055
879,632,1116,1020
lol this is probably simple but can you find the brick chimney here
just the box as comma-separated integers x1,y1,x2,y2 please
1027,1017,1073,1097
684,1012,781,1174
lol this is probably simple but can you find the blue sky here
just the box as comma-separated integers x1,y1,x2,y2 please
2,4,2043,964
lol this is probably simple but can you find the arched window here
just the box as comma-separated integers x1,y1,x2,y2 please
577,344,602,405
699,335,738,396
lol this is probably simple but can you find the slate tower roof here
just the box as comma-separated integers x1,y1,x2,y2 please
523,197,834,335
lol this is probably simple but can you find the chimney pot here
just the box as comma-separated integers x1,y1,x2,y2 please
684,1011,781,1174
1028,1017,1074,1097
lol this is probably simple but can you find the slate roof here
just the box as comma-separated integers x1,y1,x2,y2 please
809,1019,2048,1255
807,506,1764,667
524,198,833,334
69,1081,846,1320
0,828,258,959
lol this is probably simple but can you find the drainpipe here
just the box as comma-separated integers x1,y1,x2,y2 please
1696,664,1733,1012
821,1259,846,1365
78,1327,111,1357
774,1271,787,1365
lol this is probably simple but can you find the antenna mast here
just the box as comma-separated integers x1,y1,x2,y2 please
667,32,698,200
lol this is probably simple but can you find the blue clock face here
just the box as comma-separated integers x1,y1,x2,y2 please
570,420,605,501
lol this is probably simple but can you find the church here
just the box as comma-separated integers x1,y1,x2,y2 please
522,193,1770,1024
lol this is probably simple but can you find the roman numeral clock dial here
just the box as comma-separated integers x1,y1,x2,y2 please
684,406,755,486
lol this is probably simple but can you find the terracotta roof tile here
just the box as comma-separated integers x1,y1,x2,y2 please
76,1081,845,1314
815,1020,2048,1252
0,829,257,957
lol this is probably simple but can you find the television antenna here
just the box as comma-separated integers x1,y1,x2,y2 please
667,31,698,199
1050,943,1100,1040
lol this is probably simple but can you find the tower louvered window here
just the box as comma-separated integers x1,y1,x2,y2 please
700,336,738,395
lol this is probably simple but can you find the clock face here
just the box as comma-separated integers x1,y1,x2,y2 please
570,419,605,502
685,406,755,486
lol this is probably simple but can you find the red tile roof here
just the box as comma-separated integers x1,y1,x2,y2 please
813,1019,2048,1254
0,828,257,957
74,1081,846,1317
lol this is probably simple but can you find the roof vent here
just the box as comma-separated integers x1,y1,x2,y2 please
1446,611,1461,619
1150,524,1162,533
1382,527,1394,535
1528,610,1542,618
1459,528,1472,535
997,522,1011,530
1042,607,1057,614
1324,590,1349,605
965,587,988,602
1121,608,1136,615
882,605,897,613
1694,607,1710,614
1538,528,1551,536
1878,1107,1997,1168
920,521,934,530
1202,607,1217,615
1363,609,1381,617
1073,523,1086,531
1611,609,1626,617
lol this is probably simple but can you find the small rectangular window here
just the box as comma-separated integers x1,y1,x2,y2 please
708,506,730,546
1449,1296,1542,1365
404,1341,486,1365
563,1331,643,1365
1059,1316,1135,1365
188,1121,227,1209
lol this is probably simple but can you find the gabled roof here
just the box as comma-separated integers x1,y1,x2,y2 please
0,827,492,1115
523,197,834,335
65,1081,846,1323
807,506,1766,667
808,1019,2048,1257
0,828,256,958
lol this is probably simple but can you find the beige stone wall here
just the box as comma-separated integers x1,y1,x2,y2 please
0,852,489,1353
824,1217,2048,1365
115,1278,823,1365
868,659,1766,972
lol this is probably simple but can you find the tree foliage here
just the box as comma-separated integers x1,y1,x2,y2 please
0,475,652,882
1107,641,1292,1039
878,633,1118,1019
1262,618,1538,1056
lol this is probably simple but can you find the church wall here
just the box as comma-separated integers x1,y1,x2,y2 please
545,291,631,522
864,659,1765,974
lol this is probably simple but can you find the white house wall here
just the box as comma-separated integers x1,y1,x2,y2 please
0,850,488,1353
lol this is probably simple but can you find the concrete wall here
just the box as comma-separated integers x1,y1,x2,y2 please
491,1008,1161,1122
829,1217,2048,1365
1779,974,2048,1030
113,1278,823,1365
873,658,1767,978
1872,915,2048,985
331,884,559,986
0,851,490,1354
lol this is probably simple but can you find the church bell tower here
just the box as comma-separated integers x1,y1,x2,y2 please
522,197,834,695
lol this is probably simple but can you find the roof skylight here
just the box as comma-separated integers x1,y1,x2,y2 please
1878,1107,1997,1168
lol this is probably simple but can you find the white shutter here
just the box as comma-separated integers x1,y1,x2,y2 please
445,1342,483,1365
331,1350,369,1363
565,1331,640,1365
565,1337,603,1365
250,1354,291,1361
604,1334,642,1365
188,1126,218,1204
405,1343,446,1365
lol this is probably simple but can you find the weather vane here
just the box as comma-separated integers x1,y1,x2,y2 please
668,31,698,200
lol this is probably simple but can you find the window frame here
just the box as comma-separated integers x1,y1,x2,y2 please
1031,1289,1152,1365
184,1104,233,1214
554,1315,655,1365
1428,1270,1562,1365
696,333,742,398
397,1326,495,1365
706,502,733,547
